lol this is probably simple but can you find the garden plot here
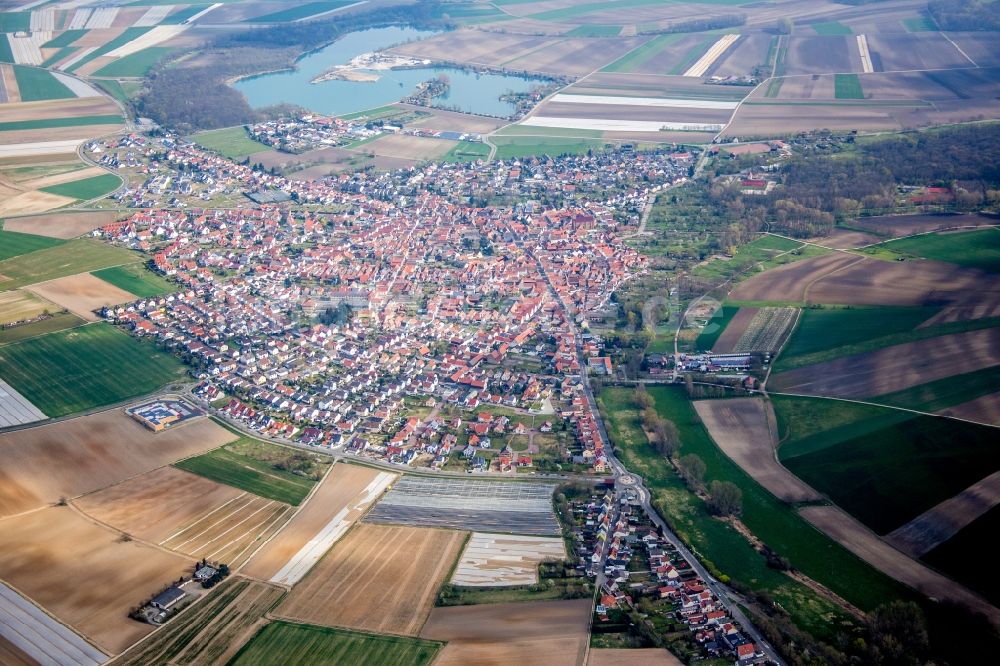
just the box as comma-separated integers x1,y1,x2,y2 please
0,582,107,666
451,533,566,586
732,306,797,354
274,523,465,637
365,476,561,535
242,463,395,584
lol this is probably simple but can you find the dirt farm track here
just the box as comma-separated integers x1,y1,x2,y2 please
274,523,465,637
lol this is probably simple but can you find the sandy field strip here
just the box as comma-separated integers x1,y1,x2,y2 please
26,273,136,321
0,506,191,653
521,116,724,133
857,34,873,73
799,505,1000,627
589,648,682,666
694,398,822,503
421,599,591,666
0,98,119,124
0,191,77,217
267,469,394,586
0,125,123,146
451,533,565,586
886,470,1000,558
75,466,292,569
134,5,173,27
769,327,1000,399
365,134,455,161
0,635,36,666
114,577,284,666
0,290,54,325
241,463,394,581
3,211,119,239
0,410,234,518
709,306,758,353
0,582,106,666
684,34,740,77
533,102,732,125
0,64,20,104
0,379,47,428
49,74,101,99
18,166,104,191
547,93,739,110
57,47,96,72
275,523,465,636
105,24,187,58
938,391,1000,426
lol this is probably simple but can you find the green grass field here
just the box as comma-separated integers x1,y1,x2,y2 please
0,230,64,262
231,622,442,666
922,505,1000,606
0,238,137,290
94,46,173,77
246,0,354,23
337,104,403,121
694,304,739,351
690,234,825,284
443,140,490,162
565,25,622,37
601,34,684,73
776,396,1000,534
40,174,122,200
92,263,174,297
11,65,76,102
598,386,856,639
94,79,139,105
66,27,152,73
872,365,1000,413
493,136,608,159
0,12,29,33
0,35,13,64
812,21,852,35
0,322,186,416
0,115,123,133
834,73,864,99
174,440,318,505
874,228,1000,272
40,47,78,69
775,305,939,370
495,125,603,138
189,126,269,160
902,16,937,32
0,312,86,346
42,30,88,48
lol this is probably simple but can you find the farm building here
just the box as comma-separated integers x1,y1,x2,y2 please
151,587,186,611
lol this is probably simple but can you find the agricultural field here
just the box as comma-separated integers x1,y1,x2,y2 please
0,407,233,517
39,172,121,200
243,463,394,584
10,65,75,102
76,466,292,569
0,311,84,345
25,271,136,320
365,476,561,535
775,396,1000,535
231,621,443,666
589,648,682,665
0,238,136,290
0,505,190,654
442,140,490,162
851,213,998,239
451,533,566,586
365,134,458,161
93,46,172,77
491,135,610,159
921,505,1000,607
274,523,466,636
116,578,286,666
91,262,174,297
421,599,591,666
0,582,105,666
0,377,45,428
0,288,55,325
0,229,63,261
246,1,357,24
174,436,326,506
693,304,740,351
0,322,186,416
872,228,1000,273
768,327,1000,400
693,398,821,503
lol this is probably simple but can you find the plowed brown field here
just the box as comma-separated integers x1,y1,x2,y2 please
27,273,136,321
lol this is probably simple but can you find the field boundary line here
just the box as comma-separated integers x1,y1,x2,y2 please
159,492,249,544
940,32,977,67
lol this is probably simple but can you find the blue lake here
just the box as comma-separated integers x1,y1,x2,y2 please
234,27,542,118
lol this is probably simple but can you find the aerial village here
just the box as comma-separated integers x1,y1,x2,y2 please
90,131,694,474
